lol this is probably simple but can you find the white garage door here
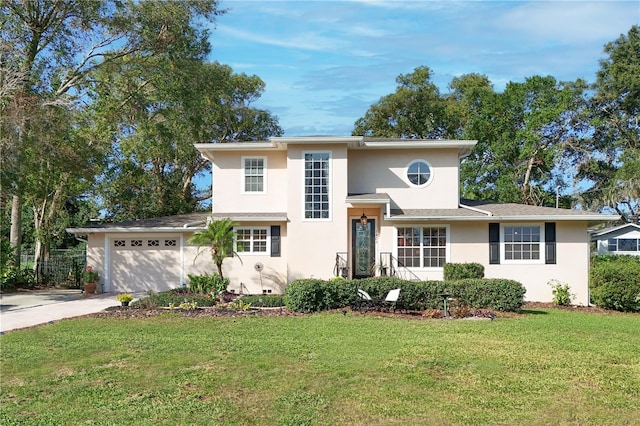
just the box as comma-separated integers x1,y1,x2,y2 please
110,236,181,293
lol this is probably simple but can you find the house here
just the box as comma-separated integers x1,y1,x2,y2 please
67,136,619,305
592,223,640,256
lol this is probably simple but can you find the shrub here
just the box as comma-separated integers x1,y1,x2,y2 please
240,294,285,307
284,277,525,313
452,279,526,311
187,273,228,295
443,263,485,280
590,255,640,312
1,267,35,291
548,280,574,306
131,289,218,308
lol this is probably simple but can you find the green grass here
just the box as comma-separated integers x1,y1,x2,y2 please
1,310,639,425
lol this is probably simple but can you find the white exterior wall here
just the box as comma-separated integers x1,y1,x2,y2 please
286,145,349,281
212,150,287,214
450,221,591,305
348,148,460,209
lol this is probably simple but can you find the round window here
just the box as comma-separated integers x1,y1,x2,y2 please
406,160,432,187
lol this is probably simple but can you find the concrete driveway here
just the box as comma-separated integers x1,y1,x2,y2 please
0,289,130,333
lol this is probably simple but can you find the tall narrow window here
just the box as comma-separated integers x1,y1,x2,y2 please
242,157,266,193
304,152,330,219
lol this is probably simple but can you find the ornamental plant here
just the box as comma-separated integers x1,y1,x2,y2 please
83,266,99,283
116,293,134,303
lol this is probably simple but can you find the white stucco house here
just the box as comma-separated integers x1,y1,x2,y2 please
592,223,640,256
67,136,619,305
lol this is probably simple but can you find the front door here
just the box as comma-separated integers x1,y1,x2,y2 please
352,218,376,279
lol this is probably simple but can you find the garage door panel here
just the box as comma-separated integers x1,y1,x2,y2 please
110,237,180,293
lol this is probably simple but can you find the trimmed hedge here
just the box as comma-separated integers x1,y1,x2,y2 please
443,263,485,280
590,255,640,312
284,277,525,313
132,289,218,308
240,294,285,307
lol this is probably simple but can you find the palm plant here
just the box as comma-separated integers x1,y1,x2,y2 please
188,218,238,279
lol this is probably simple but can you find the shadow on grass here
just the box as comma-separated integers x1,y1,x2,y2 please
520,309,548,315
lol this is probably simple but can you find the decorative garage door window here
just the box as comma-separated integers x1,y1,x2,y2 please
165,239,176,247
148,240,159,247
132,240,142,247
114,240,126,247
113,239,177,248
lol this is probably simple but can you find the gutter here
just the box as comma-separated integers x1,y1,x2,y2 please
459,202,493,216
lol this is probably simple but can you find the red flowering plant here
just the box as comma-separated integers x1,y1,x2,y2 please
83,265,99,283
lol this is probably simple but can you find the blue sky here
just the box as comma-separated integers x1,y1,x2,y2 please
208,0,639,137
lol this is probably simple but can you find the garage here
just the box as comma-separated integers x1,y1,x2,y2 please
108,235,182,293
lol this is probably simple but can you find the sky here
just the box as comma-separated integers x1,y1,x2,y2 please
207,0,639,137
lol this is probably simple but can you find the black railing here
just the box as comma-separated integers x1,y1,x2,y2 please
334,252,349,278
380,252,422,282
34,255,85,288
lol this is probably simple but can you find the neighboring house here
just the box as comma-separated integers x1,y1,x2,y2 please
67,136,619,305
592,223,640,256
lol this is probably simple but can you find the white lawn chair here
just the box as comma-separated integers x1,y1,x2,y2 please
383,288,401,312
356,288,375,311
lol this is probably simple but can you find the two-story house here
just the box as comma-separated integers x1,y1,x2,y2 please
67,136,619,305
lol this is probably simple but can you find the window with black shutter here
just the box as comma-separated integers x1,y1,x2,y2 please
545,222,556,264
270,225,281,257
489,223,500,264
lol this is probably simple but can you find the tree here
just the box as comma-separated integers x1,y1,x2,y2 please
188,218,238,278
353,66,455,139
1,0,224,265
577,25,640,222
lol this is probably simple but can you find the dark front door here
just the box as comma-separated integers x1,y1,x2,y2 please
352,218,376,279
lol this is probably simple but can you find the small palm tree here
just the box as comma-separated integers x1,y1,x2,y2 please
188,218,238,279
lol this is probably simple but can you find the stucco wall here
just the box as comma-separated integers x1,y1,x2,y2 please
212,150,288,213
347,148,460,209
450,221,591,305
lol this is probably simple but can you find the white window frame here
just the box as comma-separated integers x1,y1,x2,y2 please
608,238,640,252
405,159,433,188
394,225,450,270
302,151,332,221
241,156,267,194
501,223,545,264
234,227,270,255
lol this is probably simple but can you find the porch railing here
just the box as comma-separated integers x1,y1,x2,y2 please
380,252,422,282
334,252,349,278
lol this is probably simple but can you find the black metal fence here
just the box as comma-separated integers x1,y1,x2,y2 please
21,250,86,288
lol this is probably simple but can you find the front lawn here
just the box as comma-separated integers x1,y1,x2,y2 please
1,309,639,425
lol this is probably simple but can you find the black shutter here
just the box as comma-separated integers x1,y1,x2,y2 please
270,225,281,257
489,223,500,264
545,222,556,264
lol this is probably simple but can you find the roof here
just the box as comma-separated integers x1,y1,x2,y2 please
591,222,640,238
386,200,620,222
346,193,391,204
66,212,288,234
194,136,477,159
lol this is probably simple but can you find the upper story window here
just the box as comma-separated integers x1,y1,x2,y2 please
304,152,330,219
235,227,268,254
406,159,432,187
242,157,266,193
503,225,542,262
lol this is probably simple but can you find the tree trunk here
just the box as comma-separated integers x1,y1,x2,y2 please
10,194,22,268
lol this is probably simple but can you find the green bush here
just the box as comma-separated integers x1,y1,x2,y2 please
1,267,35,291
548,280,574,306
131,289,218,308
443,263,485,280
590,255,640,312
187,273,228,295
241,294,285,307
284,277,525,313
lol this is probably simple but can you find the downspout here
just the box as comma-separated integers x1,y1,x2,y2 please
459,202,493,217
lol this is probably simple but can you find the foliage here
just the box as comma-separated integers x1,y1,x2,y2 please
240,294,285,307
578,25,640,222
548,279,575,306
169,301,199,310
116,293,134,303
0,267,35,291
82,265,99,283
227,299,252,311
284,277,525,313
131,289,217,308
2,311,640,425
188,218,238,279
443,262,485,280
187,272,228,295
590,255,640,311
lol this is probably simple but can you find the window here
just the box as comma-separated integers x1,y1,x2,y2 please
164,239,176,247
242,157,266,193
304,152,330,219
114,240,125,247
503,225,541,261
235,227,268,253
608,238,640,252
406,159,432,187
132,240,142,247
397,226,447,268
148,240,159,247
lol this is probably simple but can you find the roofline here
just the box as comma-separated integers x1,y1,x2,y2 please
591,222,640,236
385,214,621,222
